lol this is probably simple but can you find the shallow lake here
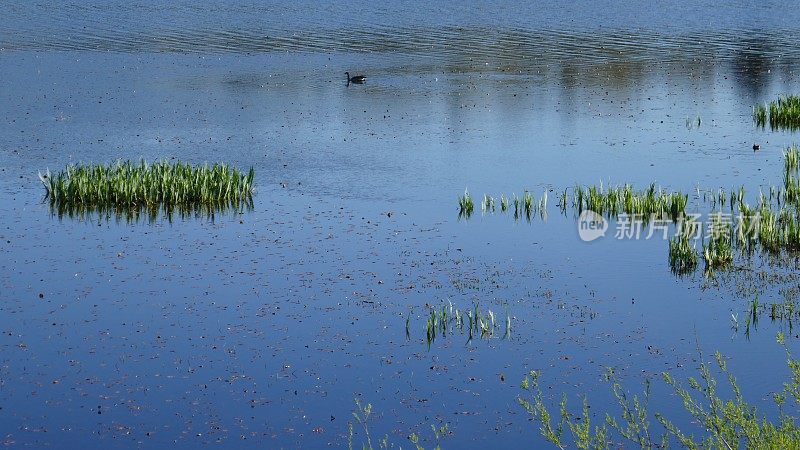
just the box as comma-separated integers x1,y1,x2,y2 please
2,1,800,448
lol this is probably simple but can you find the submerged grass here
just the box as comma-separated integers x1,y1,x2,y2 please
754,95,800,130
41,160,254,218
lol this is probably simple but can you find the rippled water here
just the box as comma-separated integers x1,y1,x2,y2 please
2,2,800,449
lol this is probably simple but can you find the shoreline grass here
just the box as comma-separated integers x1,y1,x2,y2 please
41,160,254,217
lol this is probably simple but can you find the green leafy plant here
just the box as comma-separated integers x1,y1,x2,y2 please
520,340,800,449
348,399,449,450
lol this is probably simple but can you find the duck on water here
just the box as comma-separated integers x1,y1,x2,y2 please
345,72,366,85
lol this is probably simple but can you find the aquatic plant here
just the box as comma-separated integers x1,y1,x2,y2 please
348,398,449,450
482,194,495,214
574,183,687,221
735,202,759,250
523,191,534,219
40,160,254,219
753,104,768,128
702,214,734,270
557,189,568,213
520,343,800,449
754,95,800,130
458,189,474,218
416,301,509,348
786,144,800,173
668,233,698,275
454,143,800,274
500,194,509,212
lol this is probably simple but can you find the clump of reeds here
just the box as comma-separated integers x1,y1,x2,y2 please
557,189,568,213
702,214,734,270
482,194,495,214
753,104,768,128
786,144,800,173
418,301,510,348
40,160,254,219
458,189,474,218
754,95,800,130
463,190,548,221
574,183,687,221
668,233,698,275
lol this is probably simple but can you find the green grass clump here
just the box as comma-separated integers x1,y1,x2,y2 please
754,104,768,128
754,95,800,130
786,144,800,173
668,234,698,275
702,215,734,270
482,194,495,213
414,301,510,348
574,183,687,221
41,160,254,218
458,189,474,218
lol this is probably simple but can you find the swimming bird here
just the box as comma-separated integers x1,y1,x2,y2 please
345,72,366,85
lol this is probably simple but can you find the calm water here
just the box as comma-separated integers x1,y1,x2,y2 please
2,1,800,448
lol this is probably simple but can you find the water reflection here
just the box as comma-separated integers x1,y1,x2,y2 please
48,197,254,223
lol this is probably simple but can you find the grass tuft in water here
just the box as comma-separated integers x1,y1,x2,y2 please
754,95,800,130
574,183,687,221
500,194,509,212
786,144,800,173
458,189,474,218
40,160,254,220
417,301,509,348
668,233,698,275
702,214,734,270
482,194,495,214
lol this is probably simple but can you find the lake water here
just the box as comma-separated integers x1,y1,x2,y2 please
3,1,800,448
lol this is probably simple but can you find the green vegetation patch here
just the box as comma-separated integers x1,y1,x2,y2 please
754,95,800,130
40,160,255,219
